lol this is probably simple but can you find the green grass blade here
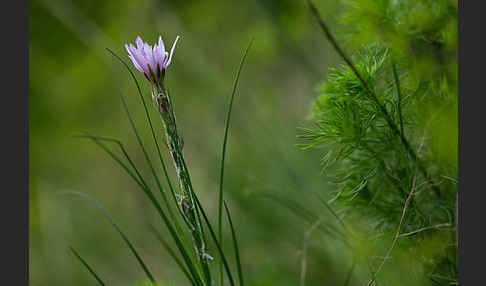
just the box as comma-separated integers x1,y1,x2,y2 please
69,246,106,286
60,191,157,285
343,256,357,286
218,38,254,285
149,226,196,286
223,201,244,286
73,133,149,187
259,193,347,243
191,191,235,286
171,146,210,264
76,134,204,285
161,89,210,252
316,195,349,233
74,134,204,286
391,61,404,137
170,147,211,285
73,133,145,189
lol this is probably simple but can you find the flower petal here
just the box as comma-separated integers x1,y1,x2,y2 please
136,36,144,49
143,42,157,72
158,36,166,53
154,36,165,65
153,44,163,70
129,55,144,73
130,44,149,74
164,35,180,69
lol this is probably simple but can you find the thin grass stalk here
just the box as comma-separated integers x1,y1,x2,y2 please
223,201,244,286
391,61,404,137
192,192,236,286
76,135,204,286
69,247,106,286
150,226,197,285
61,191,157,285
217,38,253,286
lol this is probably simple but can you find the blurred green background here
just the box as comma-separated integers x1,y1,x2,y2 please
30,0,345,285
29,0,457,285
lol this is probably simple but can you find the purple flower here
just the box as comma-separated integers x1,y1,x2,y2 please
125,35,180,83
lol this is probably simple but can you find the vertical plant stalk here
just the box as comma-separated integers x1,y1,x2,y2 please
218,38,253,286
391,61,404,137
151,82,212,285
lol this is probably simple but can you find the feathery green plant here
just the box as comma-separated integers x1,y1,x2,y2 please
301,0,457,284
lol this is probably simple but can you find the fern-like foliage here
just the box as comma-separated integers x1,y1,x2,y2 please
302,0,457,284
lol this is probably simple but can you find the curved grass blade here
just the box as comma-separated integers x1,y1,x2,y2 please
218,38,254,285
223,201,244,286
149,225,196,286
73,133,140,183
191,191,235,286
343,256,357,286
73,135,204,286
69,246,106,286
391,61,404,137
59,191,157,285
258,193,348,245
74,133,193,243
316,195,349,233
73,133,148,190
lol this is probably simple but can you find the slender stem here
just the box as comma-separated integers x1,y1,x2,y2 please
398,223,452,237
152,82,212,285
306,0,441,197
366,164,419,286
224,201,244,286
70,247,106,286
218,38,253,286
343,255,357,286
392,61,404,137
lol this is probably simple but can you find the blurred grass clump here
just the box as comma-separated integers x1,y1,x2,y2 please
29,0,457,285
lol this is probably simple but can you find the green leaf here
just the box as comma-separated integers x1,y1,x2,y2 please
223,201,244,286
150,226,197,286
217,37,253,286
69,246,106,286
60,191,157,285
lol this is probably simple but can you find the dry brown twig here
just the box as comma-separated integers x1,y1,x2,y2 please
300,217,326,286
366,132,427,286
398,223,453,238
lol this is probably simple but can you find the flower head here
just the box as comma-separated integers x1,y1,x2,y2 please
125,35,180,84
